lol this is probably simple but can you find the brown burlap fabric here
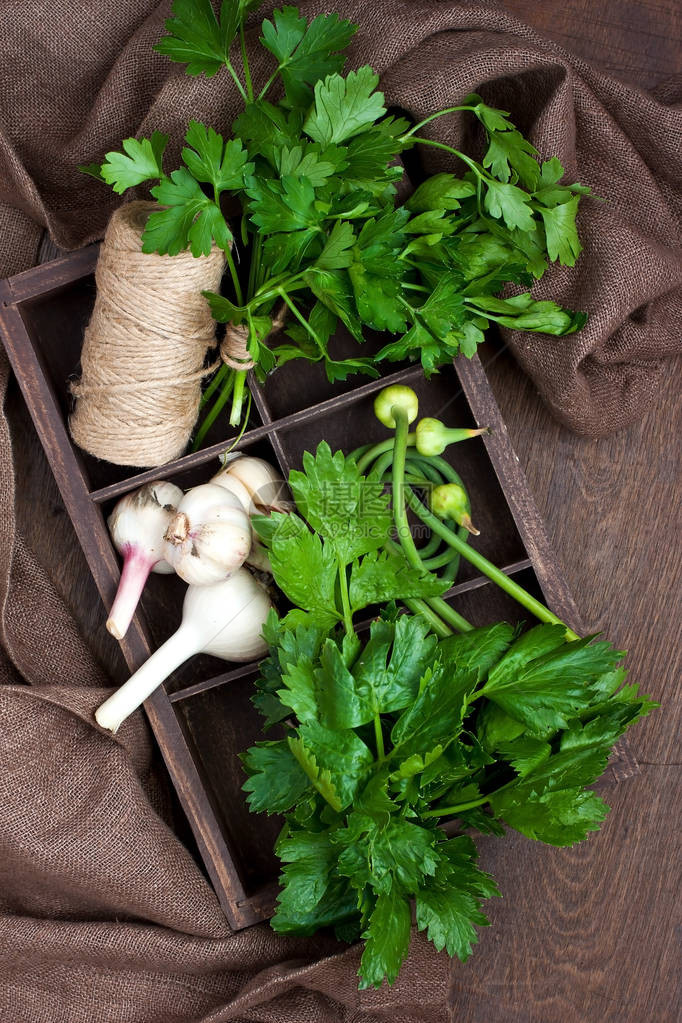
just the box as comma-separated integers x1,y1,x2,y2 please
0,2,680,1021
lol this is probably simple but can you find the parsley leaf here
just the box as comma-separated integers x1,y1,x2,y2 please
288,442,392,564
145,169,232,256
539,195,583,267
261,8,357,107
242,740,311,813
415,836,498,961
253,511,339,629
154,0,258,77
289,720,374,811
181,121,252,193
304,67,387,145
483,179,536,232
483,127,540,191
245,174,320,234
349,549,447,609
359,888,412,989
100,132,168,194
480,627,624,732
466,293,587,336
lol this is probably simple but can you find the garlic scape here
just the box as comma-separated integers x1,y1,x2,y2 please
163,483,252,586
95,569,273,733
106,480,183,640
212,455,290,514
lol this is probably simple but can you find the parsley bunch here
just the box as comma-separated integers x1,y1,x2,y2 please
244,429,655,989
85,0,590,444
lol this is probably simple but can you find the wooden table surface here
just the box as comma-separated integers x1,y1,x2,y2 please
7,1,681,1020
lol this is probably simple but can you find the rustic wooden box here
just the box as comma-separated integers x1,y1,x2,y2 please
0,245,584,929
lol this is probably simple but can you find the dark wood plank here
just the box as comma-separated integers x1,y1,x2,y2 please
443,341,681,1021
498,0,681,89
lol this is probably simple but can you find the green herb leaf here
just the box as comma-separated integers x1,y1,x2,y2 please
182,121,252,193
390,664,473,761
539,195,583,267
253,511,340,628
261,8,357,107
242,740,311,813
358,888,412,989
304,67,387,145
483,128,540,191
245,174,320,234
493,785,609,846
349,550,447,610
466,292,586,336
288,442,392,564
407,173,476,213
154,0,256,77
144,168,232,256
415,835,498,962
483,179,536,232
289,719,374,811
480,627,624,732
100,132,168,194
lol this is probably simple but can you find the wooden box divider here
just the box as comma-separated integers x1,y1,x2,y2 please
0,244,585,930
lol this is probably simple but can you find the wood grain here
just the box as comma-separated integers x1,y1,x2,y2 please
499,0,682,89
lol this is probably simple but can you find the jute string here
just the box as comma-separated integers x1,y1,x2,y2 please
219,301,288,371
69,201,225,467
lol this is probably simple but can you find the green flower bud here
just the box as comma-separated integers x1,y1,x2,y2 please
415,418,490,457
373,385,419,429
430,483,479,535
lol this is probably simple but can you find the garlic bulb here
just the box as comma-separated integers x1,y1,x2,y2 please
211,454,289,514
107,480,183,640
95,569,273,733
163,483,251,586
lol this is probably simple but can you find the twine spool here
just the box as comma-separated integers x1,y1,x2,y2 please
69,201,225,467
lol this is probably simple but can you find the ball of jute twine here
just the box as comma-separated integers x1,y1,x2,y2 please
69,201,225,467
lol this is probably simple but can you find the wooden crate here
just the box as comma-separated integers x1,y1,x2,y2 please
0,246,586,929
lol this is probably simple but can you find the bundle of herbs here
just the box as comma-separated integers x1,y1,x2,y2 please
242,385,655,989
84,0,589,446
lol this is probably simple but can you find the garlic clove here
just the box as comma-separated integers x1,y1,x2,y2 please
208,471,255,515
107,480,183,639
163,483,252,586
212,455,290,513
94,568,273,733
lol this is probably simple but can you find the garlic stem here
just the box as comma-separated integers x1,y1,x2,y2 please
95,624,198,733
107,547,156,640
95,569,273,733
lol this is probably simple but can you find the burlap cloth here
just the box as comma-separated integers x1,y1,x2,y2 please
0,2,679,1021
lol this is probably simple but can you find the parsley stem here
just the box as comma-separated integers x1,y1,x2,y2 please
422,795,489,818
247,233,262,301
225,61,247,102
406,487,580,641
225,247,244,307
410,136,490,183
249,272,305,308
199,362,228,409
276,289,326,356
239,23,254,102
373,714,385,759
337,554,354,634
400,105,479,140
191,369,235,451
230,369,248,427
257,68,279,102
